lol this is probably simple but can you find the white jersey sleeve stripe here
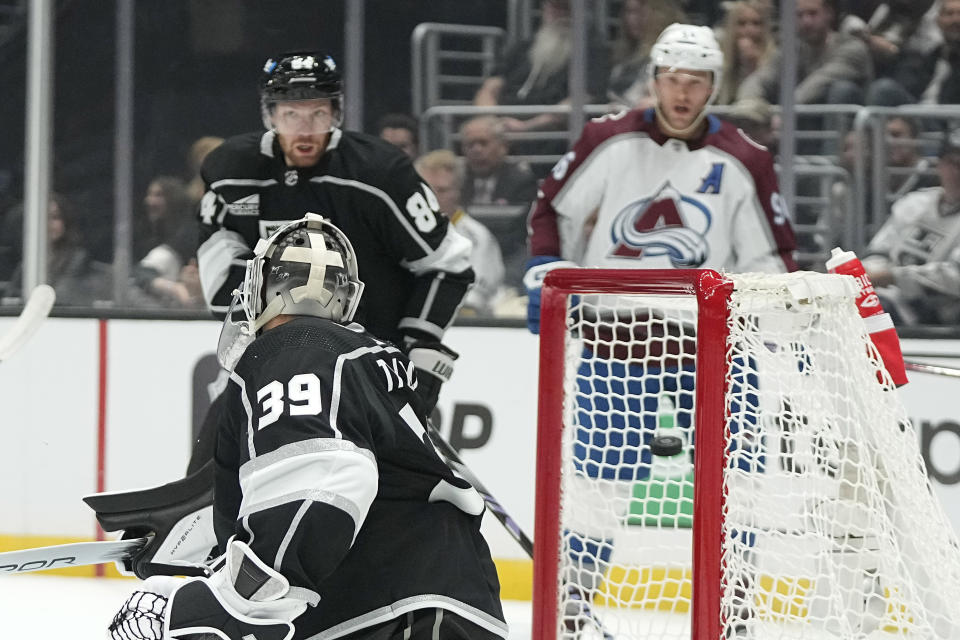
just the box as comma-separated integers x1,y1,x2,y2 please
228,370,258,459
238,447,378,537
275,500,313,571
240,438,376,478
197,229,250,306
209,178,279,190
419,272,442,321
401,224,473,275
397,317,444,340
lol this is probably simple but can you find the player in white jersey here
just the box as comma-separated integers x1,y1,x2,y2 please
526,26,795,286
524,24,797,636
863,127,960,326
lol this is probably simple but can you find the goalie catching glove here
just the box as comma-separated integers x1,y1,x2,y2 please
109,540,310,640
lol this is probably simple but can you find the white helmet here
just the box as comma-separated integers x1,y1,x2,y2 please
650,23,723,99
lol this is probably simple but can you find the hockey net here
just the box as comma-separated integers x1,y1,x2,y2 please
532,269,960,640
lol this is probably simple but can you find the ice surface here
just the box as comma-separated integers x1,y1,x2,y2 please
0,574,534,639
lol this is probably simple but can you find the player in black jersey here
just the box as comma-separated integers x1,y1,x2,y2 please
108,215,506,640
197,51,473,416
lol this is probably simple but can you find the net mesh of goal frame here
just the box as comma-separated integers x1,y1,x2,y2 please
532,268,960,640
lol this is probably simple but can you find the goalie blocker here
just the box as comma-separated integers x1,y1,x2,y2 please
83,461,218,578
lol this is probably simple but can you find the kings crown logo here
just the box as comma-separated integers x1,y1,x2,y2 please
608,181,712,267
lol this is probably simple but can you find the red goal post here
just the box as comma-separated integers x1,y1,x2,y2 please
534,269,730,640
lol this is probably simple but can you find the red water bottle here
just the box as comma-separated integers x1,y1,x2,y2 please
826,247,908,387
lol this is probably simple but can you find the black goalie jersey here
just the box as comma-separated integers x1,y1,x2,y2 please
197,129,474,345
213,317,506,639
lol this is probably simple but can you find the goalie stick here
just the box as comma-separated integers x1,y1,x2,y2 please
0,537,147,574
0,284,55,362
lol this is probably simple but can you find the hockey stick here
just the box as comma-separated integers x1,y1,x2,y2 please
0,284,55,362
424,421,614,640
425,419,534,556
0,537,147,574
904,360,960,379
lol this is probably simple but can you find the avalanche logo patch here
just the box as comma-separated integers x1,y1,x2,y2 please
608,181,712,267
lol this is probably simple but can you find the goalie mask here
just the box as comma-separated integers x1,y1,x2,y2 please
217,214,364,370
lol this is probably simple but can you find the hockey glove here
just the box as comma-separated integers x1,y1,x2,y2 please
523,256,578,334
166,540,308,640
109,576,180,640
83,460,217,578
406,341,459,414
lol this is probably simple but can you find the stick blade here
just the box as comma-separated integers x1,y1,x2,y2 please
0,284,56,362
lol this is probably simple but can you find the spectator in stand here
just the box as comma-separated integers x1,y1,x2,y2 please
473,0,609,133
865,0,960,105
715,0,777,105
606,0,687,108
3,193,111,306
840,0,937,79
862,128,960,326
375,112,419,160
128,176,203,309
738,0,873,104
459,116,538,207
186,136,224,207
415,150,506,316
459,115,537,292
825,116,935,252
885,115,938,200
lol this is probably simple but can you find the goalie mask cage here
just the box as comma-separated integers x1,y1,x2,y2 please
532,269,960,640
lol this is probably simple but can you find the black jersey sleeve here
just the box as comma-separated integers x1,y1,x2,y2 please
372,151,475,342
195,135,263,316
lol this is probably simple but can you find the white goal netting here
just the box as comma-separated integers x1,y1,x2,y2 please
537,270,960,640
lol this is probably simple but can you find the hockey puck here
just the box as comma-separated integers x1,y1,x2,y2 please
650,435,684,456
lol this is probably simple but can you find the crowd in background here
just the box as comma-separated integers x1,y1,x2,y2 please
1,0,959,327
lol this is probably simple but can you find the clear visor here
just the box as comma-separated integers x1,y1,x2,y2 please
268,99,342,135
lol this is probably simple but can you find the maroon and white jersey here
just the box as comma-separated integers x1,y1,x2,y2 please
529,108,797,273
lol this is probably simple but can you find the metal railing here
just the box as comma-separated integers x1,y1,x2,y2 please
792,161,858,268
410,23,506,117
419,103,612,174
852,105,960,238
416,103,909,267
